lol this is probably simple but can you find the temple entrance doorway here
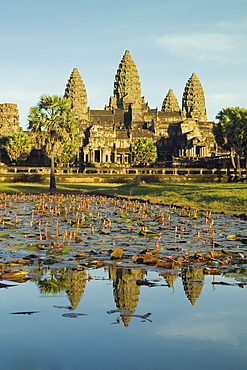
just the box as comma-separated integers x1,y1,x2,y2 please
94,150,100,162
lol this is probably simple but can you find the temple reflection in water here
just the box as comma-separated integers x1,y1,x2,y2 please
108,265,146,327
35,265,207,322
182,266,205,305
66,269,87,309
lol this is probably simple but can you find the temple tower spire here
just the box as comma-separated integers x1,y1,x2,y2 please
107,50,147,112
182,73,207,121
64,68,89,126
162,89,180,112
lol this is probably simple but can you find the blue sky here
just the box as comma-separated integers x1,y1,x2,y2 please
0,0,246,128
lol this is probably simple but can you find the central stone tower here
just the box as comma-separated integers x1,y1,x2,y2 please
107,50,148,116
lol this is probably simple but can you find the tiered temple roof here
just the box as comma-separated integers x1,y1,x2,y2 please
162,89,180,113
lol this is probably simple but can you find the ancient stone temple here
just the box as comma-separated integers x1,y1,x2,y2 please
0,50,216,168
63,50,216,167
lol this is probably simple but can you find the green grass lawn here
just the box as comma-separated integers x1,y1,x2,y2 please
0,183,118,194
0,182,246,214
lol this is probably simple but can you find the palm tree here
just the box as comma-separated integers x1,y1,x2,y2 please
214,107,247,172
28,95,79,192
35,269,70,295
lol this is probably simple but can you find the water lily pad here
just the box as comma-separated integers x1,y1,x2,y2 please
0,233,9,238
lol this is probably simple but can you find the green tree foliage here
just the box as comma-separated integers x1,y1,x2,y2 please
36,269,70,295
132,137,157,165
35,268,87,309
56,136,81,166
28,95,80,191
214,107,247,169
5,131,32,164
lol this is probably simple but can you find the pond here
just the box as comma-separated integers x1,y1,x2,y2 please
0,193,246,370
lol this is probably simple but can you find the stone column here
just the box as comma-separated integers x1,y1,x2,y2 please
101,149,104,163
89,149,93,163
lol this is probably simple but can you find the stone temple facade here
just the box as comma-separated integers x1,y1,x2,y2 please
0,50,216,167
64,50,216,167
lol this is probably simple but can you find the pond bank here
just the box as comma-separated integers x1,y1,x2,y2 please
87,182,247,216
0,182,247,214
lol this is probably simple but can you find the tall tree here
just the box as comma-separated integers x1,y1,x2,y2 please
28,95,79,192
132,137,157,166
5,131,32,164
56,136,81,167
214,107,247,169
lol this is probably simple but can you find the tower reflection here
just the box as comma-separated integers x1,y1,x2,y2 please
182,266,204,305
109,265,146,326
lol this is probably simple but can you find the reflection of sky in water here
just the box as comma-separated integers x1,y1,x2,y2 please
0,269,246,370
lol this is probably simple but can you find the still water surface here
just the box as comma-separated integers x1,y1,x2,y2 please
0,193,246,369
1,266,246,370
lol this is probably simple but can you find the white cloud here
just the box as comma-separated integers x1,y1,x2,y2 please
155,311,246,346
155,32,247,62
217,19,247,32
